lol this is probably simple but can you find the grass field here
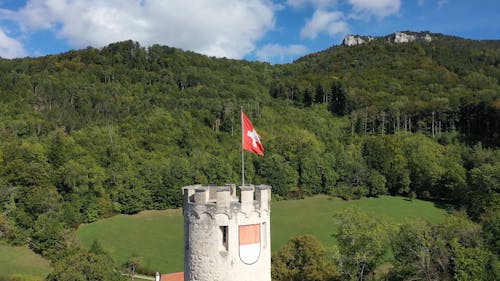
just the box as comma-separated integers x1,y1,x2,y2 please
77,208,185,274
271,195,448,249
77,195,448,274
0,244,52,280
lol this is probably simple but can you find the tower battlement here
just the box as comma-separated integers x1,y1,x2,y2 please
182,184,272,281
183,184,271,216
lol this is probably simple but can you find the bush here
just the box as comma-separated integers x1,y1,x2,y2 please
331,183,368,200
272,235,338,281
408,191,417,201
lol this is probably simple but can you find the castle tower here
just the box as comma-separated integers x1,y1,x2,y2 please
182,184,271,281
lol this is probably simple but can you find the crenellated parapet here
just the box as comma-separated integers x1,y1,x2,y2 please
182,184,272,281
183,184,271,218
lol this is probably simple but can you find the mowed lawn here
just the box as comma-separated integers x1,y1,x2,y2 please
272,195,448,250
0,244,52,280
77,208,184,273
77,195,448,274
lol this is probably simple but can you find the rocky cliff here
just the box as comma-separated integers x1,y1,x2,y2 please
343,35,374,46
343,31,432,46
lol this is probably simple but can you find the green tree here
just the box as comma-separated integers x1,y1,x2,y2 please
466,163,500,220
334,143,369,194
299,154,324,195
362,135,409,195
14,185,62,228
336,208,392,281
481,195,500,255
390,215,495,281
31,214,66,259
390,219,448,281
272,235,338,281
47,251,123,281
0,213,13,240
2,145,52,188
366,170,387,197
403,134,446,198
329,80,347,115
47,128,75,168
258,154,298,197
451,241,498,281
112,177,150,214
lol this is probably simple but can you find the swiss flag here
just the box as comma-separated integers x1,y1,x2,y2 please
242,111,264,156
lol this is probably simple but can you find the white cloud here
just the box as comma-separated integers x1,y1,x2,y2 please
256,43,308,63
287,0,338,9
300,10,348,39
413,0,448,8
0,28,26,58
6,0,276,59
437,0,448,9
348,0,401,19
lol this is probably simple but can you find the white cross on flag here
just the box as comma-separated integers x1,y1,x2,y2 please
242,111,264,156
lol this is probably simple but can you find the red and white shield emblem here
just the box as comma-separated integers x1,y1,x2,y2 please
239,224,261,264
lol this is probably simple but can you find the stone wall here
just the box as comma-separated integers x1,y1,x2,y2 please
183,184,271,281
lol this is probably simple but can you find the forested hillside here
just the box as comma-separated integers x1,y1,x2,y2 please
0,32,499,280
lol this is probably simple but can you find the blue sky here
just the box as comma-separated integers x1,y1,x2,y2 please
0,0,498,64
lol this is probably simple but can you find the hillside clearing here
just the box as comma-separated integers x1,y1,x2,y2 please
0,244,52,280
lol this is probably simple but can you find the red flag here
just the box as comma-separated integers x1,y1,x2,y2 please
242,111,264,156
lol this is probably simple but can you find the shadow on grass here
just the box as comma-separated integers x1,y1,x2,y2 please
425,198,456,213
403,197,456,213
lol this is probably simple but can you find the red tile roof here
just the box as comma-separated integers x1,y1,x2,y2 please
160,272,184,281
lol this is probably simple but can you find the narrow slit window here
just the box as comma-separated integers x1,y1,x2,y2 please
220,226,228,251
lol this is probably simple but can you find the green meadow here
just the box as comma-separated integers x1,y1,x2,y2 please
0,244,52,280
77,195,448,274
271,195,448,250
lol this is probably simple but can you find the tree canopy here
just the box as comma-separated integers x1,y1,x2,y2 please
0,33,498,278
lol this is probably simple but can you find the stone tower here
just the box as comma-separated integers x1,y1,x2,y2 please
182,184,271,281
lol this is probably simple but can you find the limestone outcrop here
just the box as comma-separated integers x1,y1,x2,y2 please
343,35,374,46
394,32,416,43
342,32,432,46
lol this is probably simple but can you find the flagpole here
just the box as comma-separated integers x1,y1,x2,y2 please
241,106,245,187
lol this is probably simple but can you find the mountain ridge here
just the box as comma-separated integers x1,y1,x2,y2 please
2,31,500,65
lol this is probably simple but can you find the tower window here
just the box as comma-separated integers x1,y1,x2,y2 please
220,226,228,251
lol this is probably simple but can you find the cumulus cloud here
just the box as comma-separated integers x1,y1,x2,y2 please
348,0,401,19
255,43,308,63
293,0,398,42
0,28,26,58
287,0,338,9
300,10,348,39
5,0,276,59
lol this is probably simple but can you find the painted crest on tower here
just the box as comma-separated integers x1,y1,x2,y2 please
239,224,261,264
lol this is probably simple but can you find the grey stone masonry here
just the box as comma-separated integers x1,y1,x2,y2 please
183,184,272,281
